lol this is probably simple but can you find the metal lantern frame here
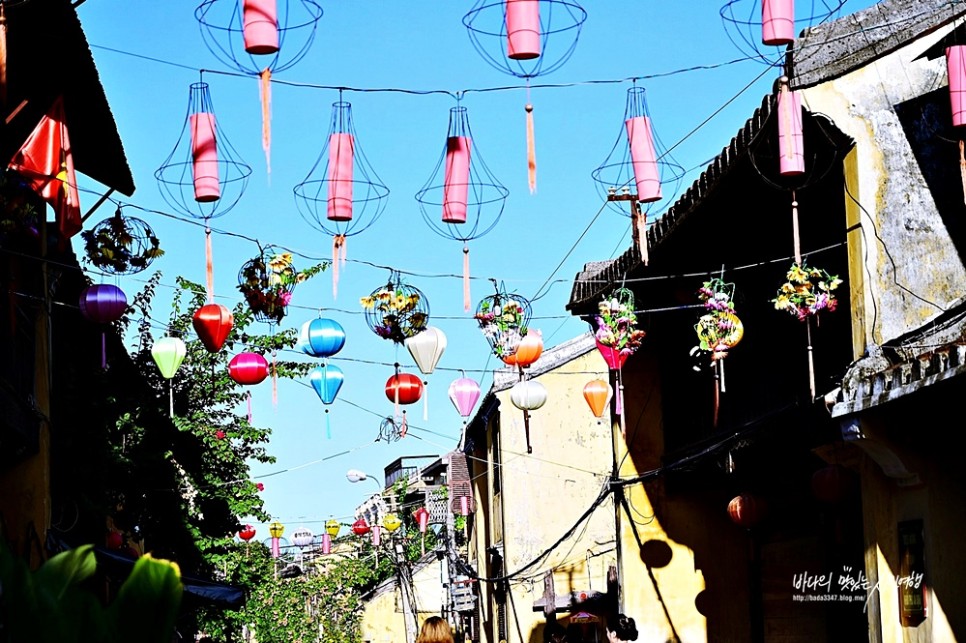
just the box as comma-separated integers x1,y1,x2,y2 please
474,282,533,360
361,271,430,344
81,208,163,276
463,0,588,80
195,0,324,75
719,0,847,66
378,415,406,443
155,81,251,221
237,244,299,324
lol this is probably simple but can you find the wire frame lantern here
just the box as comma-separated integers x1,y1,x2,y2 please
719,0,847,66
378,415,406,443
592,86,685,263
416,105,508,311
463,0,587,80
474,282,533,361
293,100,389,297
361,271,430,345
237,244,299,324
155,81,251,221
81,209,163,276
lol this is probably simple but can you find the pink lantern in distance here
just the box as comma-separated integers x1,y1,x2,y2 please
242,0,280,55
506,0,541,61
762,0,794,46
413,506,430,534
777,77,804,176
948,46,966,127
448,375,481,418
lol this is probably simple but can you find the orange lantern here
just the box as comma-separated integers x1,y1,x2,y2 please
501,330,544,367
583,379,613,418
727,494,765,528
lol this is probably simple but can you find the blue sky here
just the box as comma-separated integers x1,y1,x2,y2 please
73,0,877,540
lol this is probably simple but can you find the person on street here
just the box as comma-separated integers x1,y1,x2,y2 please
417,616,455,643
605,614,638,643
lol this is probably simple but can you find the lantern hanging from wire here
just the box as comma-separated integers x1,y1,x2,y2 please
228,351,270,424
294,100,389,297
378,415,406,443
412,506,431,555
405,325,447,422
309,362,344,439
192,302,234,353
299,316,346,359
156,81,251,303
719,0,847,65
196,0,324,173
81,209,164,276
268,520,285,557
360,271,429,344
463,0,587,193
589,287,644,438
474,281,533,362
416,105,509,311
383,513,402,533
500,328,543,369
695,277,744,428
727,493,765,529
591,86,685,265
509,379,547,454
351,518,371,536
583,379,612,420
151,334,187,417
448,373,481,420
385,364,423,438
79,283,127,369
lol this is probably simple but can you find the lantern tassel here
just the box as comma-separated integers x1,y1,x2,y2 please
271,349,278,406
325,409,331,439
713,362,721,428
259,67,272,177
332,234,346,299
526,102,536,194
806,318,817,401
959,140,966,205
205,226,214,302
423,381,429,422
247,391,253,424
400,410,408,438
101,331,107,370
169,382,174,418
463,244,471,312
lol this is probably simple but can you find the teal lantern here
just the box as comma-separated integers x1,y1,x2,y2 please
309,363,344,439
299,317,346,358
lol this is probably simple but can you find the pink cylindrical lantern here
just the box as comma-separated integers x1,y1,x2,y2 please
372,527,381,547
762,0,794,46
327,133,355,221
778,86,805,176
443,136,471,223
414,507,430,534
243,0,279,55
271,537,280,558
506,0,541,61
948,46,966,127
322,533,332,554
625,116,662,203
190,112,220,202
460,495,469,516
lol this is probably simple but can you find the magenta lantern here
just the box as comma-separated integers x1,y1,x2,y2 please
949,46,966,127
228,352,270,386
448,376,481,418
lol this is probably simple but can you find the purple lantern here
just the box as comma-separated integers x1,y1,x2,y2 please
448,375,481,419
79,284,128,368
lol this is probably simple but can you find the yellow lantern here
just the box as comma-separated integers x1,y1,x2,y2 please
325,519,341,538
383,513,402,533
268,521,285,539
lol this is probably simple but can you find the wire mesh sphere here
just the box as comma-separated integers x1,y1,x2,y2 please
195,0,324,75
155,82,251,220
378,416,405,443
237,245,300,324
415,106,509,243
463,0,587,79
719,0,847,66
81,210,163,276
592,87,686,219
293,101,390,239
474,285,533,360
360,273,430,344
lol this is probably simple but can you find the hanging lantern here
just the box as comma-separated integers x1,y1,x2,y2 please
228,352,270,385
294,101,390,297
82,209,163,276
106,531,123,550
416,107,509,311
322,533,332,554
299,317,346,358
405,326,447,375
351,518,370,536
242,0,280,55
413,506,430,534
510,379,547,454
592,288,645,369
385,372,423,405
448,376,481,418
727,494,765,528
761,0,794,46
506,0,541,60
291,527,314,549
811,464,856,504
79,283,128,369
948,45,966,127
777,77,804,176
268,520,285,558
383,513,402,533
583,379,612,418
361,271,430,344
192,302,234,353
474,283,533,361
152,336,187,380
719,1,846,64
325,519,341,538
501,329,543,368
309,363,344,405
238,525,256,541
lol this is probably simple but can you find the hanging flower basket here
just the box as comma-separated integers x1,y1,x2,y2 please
695,278,743,359
772,262,842,321
593,288,645,368
237,246,323,324
81,210,164,275
474,286,532,360
360,272,429,344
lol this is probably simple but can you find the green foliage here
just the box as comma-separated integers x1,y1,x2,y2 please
0,542,182,643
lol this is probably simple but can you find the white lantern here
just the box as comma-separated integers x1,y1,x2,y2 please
291,527,314,549
405,326,447,375
509,380,547,410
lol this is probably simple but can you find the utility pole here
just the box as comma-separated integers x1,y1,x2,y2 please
607,187,648,265
395,539,418,643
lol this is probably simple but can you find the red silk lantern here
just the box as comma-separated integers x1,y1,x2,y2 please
229,352,270,385
193,303,234,353
239,525,256,541
506,0,541,60
385,372,423,405
626,115,661,203
242,0,279,55
777,78,804,176
413,506,430,534
443,136,471,223
352,518,371,536
727,494,764,528
811,464,855,504
762,0,794,46
583,379,612,418
501,330,543,367
190,111,220,202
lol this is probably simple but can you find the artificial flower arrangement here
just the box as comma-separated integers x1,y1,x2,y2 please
772,262,842,321
81,212,164,275
695,278,743,359
594,289,646,356
475,299,528,357
360,284,427,342
238,251,324,323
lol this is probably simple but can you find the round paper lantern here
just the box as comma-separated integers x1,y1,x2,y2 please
291,527,314,549
310,363,344,405
299,317,346,358
351,518,370,536
413,506,430,534
811,464,855,504
192,303,234,353
151,336,187,380
325,519,341,538
385,372,423,405
228,352,270,385
405,326,447,375
79,284,128,324
383,513,402,533
583,379,613,418
239,525,256,541
448,376,481,418
509,380,548,411
727,494,764,528
501,330,543,367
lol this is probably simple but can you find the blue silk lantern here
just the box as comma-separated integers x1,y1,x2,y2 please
309,363,344,438
79,284,128,369
299,317,346,358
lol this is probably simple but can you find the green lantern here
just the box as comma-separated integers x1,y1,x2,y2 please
152,336,186,416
